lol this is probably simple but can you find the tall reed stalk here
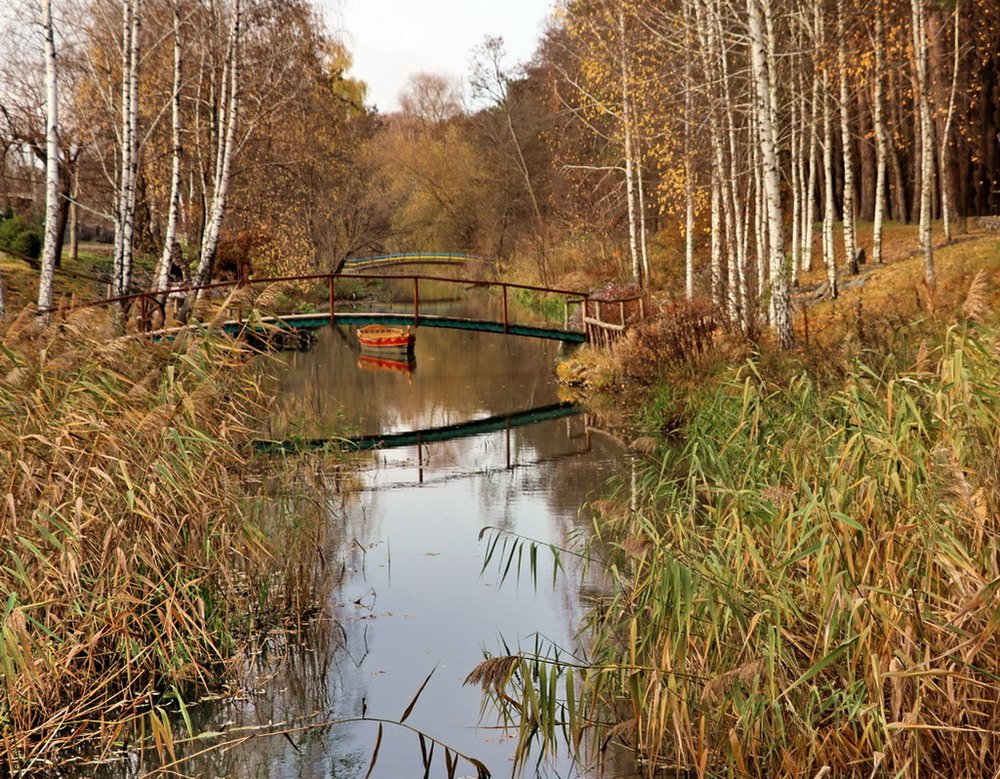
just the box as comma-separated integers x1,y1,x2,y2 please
473,322,1000,777
0,306,332,773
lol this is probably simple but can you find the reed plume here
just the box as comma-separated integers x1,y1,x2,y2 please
0,312,334,773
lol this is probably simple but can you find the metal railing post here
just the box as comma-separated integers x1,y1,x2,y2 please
328,274,335,328
502,285,509,333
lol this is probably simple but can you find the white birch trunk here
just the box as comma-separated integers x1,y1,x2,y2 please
940,3,960,243
192,0,241,293
748,0,791,346
838,0,858,275
154,0,184,294
710,176,723,308
636,135,650,283
753,126,767,305
112,0,141,300
68,173,78,263
822,73,838,298
694,0,726,312
717,5,747,322
683,0,695,300
803,67,819,274
872,0,889,264
618,3,642,287
911,0,935,287
37,0,60,321
789,68,802,287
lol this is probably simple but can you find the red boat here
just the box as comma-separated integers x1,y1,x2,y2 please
356,324,416,350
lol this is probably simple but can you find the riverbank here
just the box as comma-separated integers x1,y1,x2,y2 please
0,307,336,774
480,225,1000,775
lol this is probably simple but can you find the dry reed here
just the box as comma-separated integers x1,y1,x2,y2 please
0,312,332,774
472,320,1000,778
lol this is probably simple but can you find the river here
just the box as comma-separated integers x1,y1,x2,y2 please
114,314,627,778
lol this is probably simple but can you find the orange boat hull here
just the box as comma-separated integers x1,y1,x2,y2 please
356,324,415,350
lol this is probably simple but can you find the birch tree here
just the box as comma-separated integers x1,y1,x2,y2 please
817,4,838,298
871,0,889,263
747,0,791,346
152,0,183,294
911,0,935,287
189,0,240,293
617,2,644,287
693,0,728,312
683,0,696,300
837,0,859,275
938,2,961,243
111,0,141,300
37,0,59,321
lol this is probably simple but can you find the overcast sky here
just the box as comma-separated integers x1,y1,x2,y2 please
322,0,555,113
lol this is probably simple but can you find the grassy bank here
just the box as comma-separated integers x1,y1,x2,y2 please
480,326,1000,777
580,323,1000,775
470,230,1000,776
0,307,333,773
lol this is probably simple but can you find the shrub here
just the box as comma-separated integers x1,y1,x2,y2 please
0,213,28,247
609,298,718,386
0,214,43,259
8,229,42,259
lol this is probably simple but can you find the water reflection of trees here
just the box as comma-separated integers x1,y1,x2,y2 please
114,323,627,778
267,323,570,439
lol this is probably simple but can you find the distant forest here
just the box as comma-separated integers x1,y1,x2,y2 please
3,0,999,343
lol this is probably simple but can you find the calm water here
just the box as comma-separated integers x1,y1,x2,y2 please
116,319,627,778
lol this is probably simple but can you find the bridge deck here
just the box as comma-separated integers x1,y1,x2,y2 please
225,311,585,343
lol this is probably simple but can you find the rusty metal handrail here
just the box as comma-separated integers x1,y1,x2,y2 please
40,272,593,338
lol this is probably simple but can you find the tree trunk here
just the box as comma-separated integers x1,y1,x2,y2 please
872,0,889,263
191,0,241,294
684,140,695,300
789,63,802,287
694,0,728,314
939,3,960,243
838,0,858,275
822,69,838,298
748,0,791,347
154,0,184,294
636,134,650,283
68,168,78,263
112,0,141,300
911,0,935,287
803,60,818,275
717,5,747,323
684,0,695,300
618,3,643,288
37,0,60,322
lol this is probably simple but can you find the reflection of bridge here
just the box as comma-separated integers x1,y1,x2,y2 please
46,271,644,346
253,401,582,454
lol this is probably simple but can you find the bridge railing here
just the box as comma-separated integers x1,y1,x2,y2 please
40,272,593,338
582,294,646,348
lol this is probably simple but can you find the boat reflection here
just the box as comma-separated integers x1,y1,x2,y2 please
357,351,416,376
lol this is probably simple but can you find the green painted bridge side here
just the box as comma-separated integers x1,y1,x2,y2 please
253,401,582,454
223,312,585,343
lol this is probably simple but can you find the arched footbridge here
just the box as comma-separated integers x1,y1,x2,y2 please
46,271,646,346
